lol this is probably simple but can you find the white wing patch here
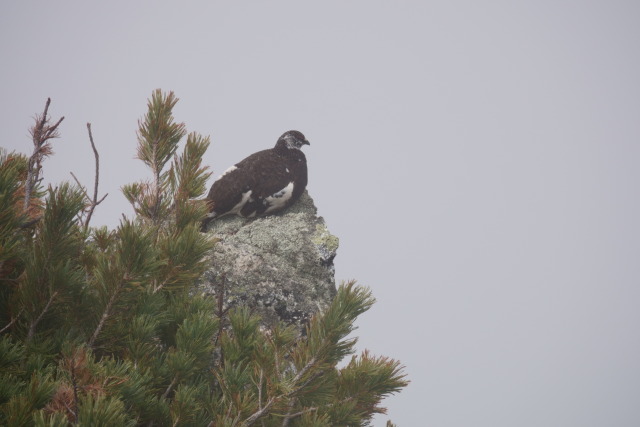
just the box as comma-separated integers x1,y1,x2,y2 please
264,182,294,213
213,165,238,183
229,190,252,215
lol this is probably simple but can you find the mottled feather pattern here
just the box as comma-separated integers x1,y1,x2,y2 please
201,130,309,229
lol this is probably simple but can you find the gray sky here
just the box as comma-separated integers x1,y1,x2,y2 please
2,1,640,425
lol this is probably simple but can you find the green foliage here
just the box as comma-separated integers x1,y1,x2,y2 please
14,183,86,344
0,91,408,426
0,151,29,275
75,393,136,427
136,89,185,177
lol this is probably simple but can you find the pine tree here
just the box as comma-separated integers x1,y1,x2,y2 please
0,92,408,426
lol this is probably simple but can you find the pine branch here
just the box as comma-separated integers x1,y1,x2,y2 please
88,282,123,348
162,375,178,399
19,215,42,229
296,356,318,382
242,357,320,426
70,358,79,423
242,396,277,426
214,274,229,354
243,285,368,425
26,291,58,342
282,406,318,426
0,308,24,334
135,89,186,224
151,142,161,224
281,398,298,427
257,369,264,411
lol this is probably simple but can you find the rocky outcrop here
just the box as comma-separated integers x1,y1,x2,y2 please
197,191,338,329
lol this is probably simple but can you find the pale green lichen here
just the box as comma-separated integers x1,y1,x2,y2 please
312,223,339,255
198,191,337,330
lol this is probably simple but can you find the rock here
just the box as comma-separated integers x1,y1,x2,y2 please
197,191,338,330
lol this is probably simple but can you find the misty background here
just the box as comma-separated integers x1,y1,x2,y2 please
2,2,640,425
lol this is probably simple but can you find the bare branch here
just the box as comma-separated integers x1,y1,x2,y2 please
84,123,102,229
69,123,108,231
96,193,108,205
24,98,64,212
70,172,90,200
50,116,64,134
40,98,51,126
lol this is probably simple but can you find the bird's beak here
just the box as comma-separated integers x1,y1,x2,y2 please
303,139,310,146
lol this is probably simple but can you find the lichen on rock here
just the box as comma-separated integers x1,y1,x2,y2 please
197,191,338,329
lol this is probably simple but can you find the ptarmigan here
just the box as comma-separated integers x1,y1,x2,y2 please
201,130,309,230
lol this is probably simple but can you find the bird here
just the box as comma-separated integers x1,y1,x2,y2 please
201,130,310,230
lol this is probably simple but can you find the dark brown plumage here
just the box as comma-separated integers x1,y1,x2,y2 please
201,130,309,230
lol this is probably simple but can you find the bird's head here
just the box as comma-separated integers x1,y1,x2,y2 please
277,130,310,151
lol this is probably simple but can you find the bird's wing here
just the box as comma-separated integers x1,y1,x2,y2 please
237,150,295,199
206,150,294,216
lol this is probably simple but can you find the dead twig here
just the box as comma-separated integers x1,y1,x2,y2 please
84,123,106,229
24,98,64,212
70,172,91,200
70,123,108,231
